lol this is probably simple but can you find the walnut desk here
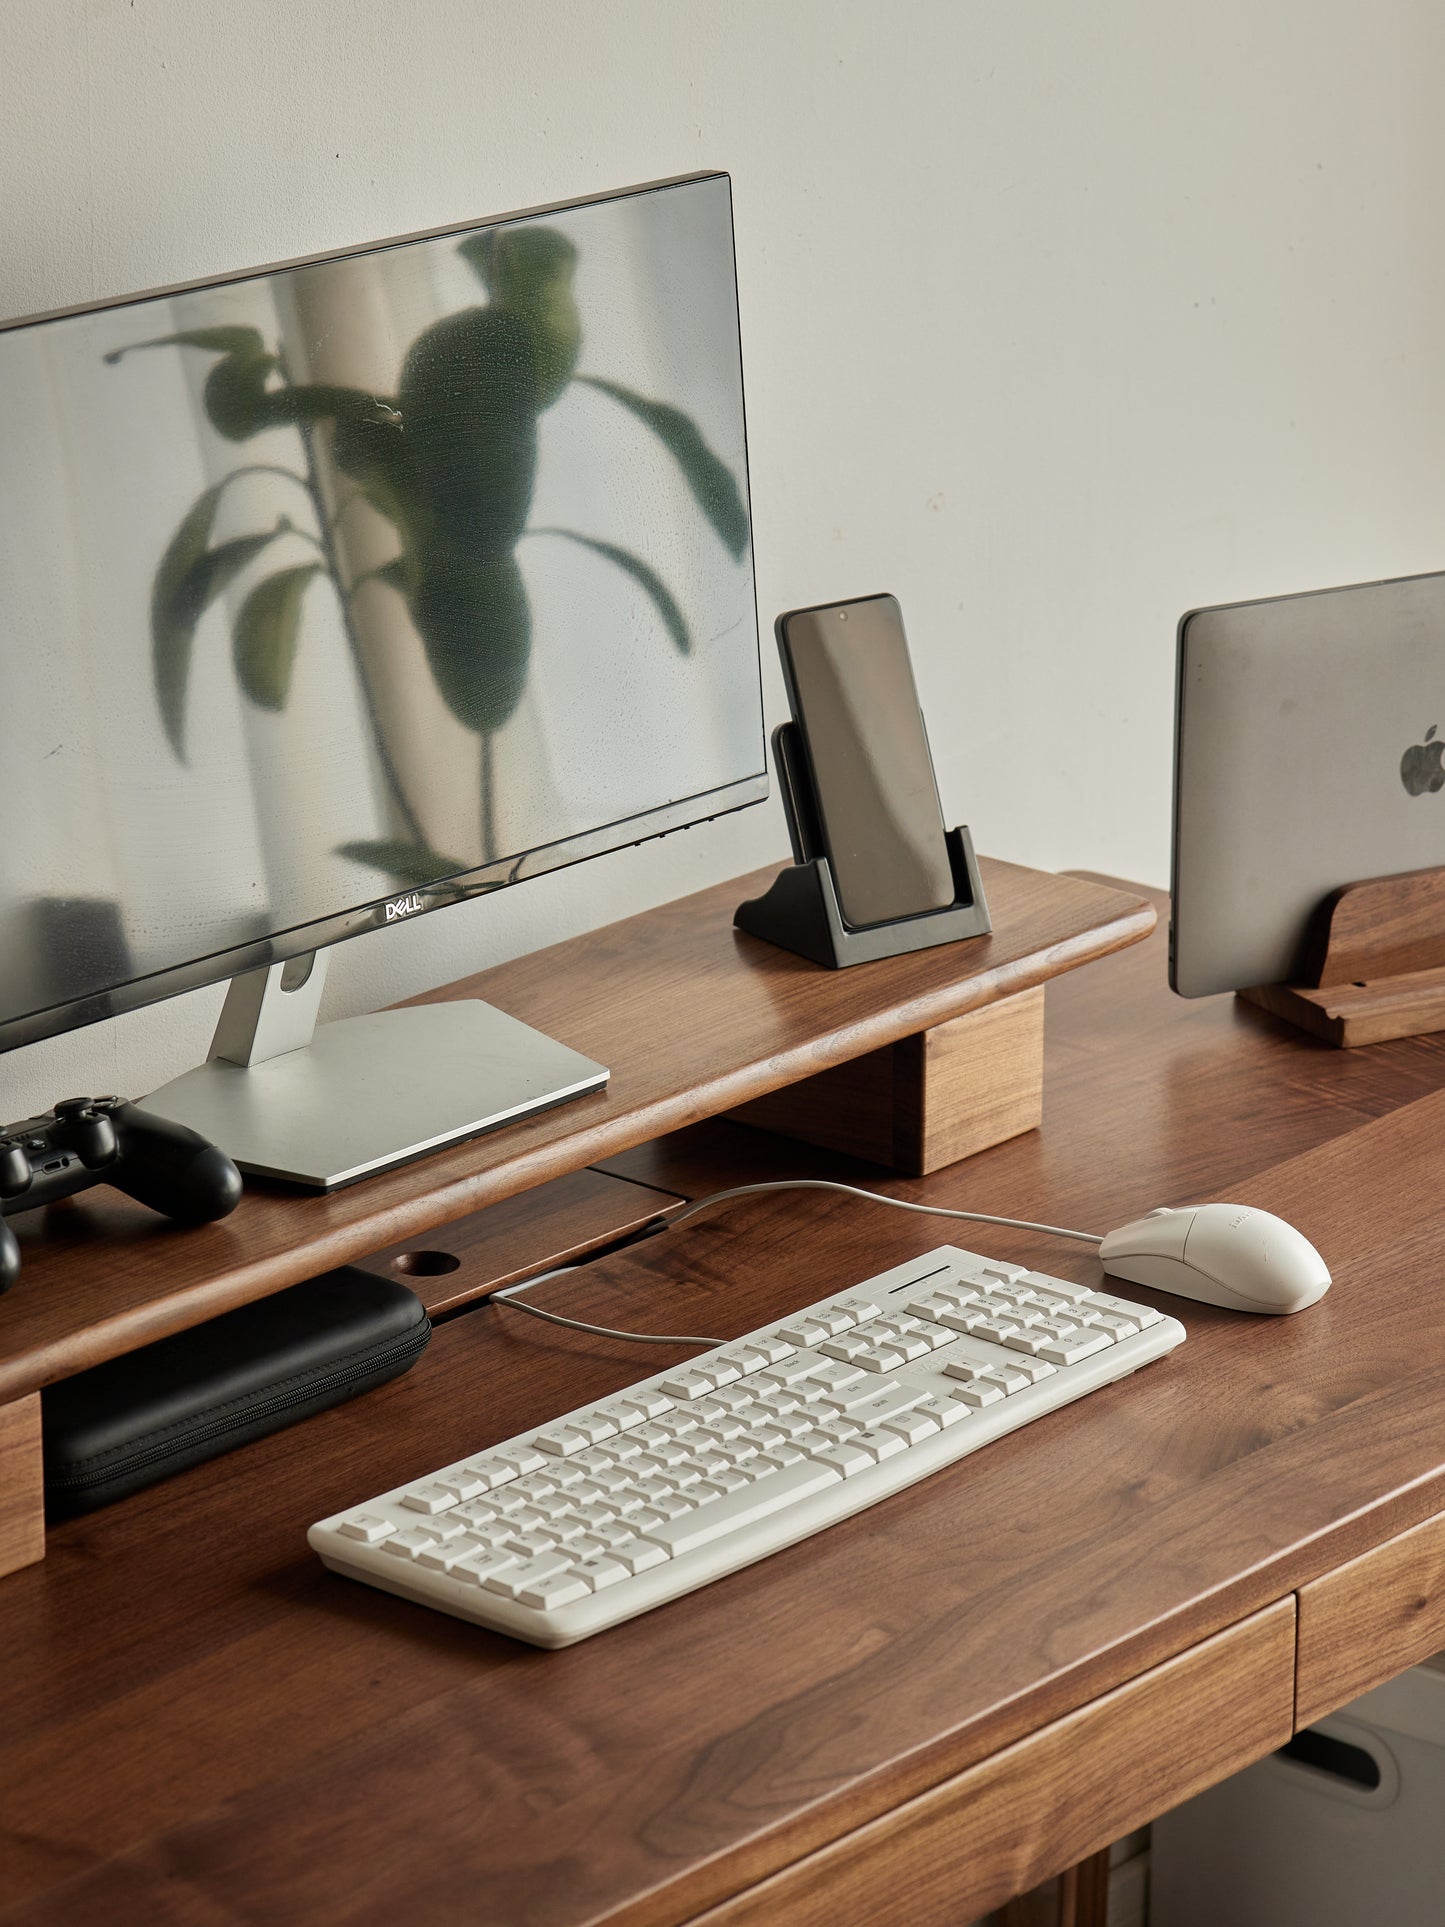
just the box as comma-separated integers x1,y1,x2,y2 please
8,881,1445,1923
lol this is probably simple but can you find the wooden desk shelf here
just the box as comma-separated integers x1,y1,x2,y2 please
0,856,1152,1576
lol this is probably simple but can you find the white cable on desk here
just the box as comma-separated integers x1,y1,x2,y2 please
491,1179,1105,1349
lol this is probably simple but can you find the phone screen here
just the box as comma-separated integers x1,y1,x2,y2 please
778,594,955,928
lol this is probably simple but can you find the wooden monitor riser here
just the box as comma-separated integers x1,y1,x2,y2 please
0,857,1153,1578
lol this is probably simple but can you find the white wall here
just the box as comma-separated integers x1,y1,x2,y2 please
6,0,1445,1116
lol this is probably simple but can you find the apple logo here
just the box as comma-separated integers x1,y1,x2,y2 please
1401,724,1445,796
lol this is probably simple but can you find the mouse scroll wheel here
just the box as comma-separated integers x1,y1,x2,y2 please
1146,1207,1174,1219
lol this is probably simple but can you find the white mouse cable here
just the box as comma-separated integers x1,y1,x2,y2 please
490,1180,1107,1348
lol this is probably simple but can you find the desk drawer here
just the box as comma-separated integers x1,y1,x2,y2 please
686,1599,1294,1927
1297,1509,1445,1727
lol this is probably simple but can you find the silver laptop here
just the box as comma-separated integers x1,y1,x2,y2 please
1172,568,1445,998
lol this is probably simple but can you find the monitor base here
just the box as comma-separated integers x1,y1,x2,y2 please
144,1001,609,1189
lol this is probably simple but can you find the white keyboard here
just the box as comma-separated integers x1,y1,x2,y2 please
309,1245,1185,1647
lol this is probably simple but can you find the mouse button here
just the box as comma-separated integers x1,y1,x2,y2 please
1181,1205,1286,1298
1098,1208,1194,1265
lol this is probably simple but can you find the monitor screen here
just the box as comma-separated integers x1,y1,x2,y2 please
0,173,765,1052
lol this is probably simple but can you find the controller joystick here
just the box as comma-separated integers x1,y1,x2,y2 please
53,1105,119,1169
0,1100,242,1296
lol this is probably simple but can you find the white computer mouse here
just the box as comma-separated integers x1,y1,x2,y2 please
1098,1203,1330,1314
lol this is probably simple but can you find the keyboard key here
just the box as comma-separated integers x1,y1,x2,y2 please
450,1547,520,1586
608,1537,670,1574
608,1390,674,1423
907,1292,965,1324
746,1335,798,1365
538,1516,592,1544
978,1366,1032,1395
487,1445,547,1478
757,1349,833,1387
384,1527,441,1558
567,1553,630,1592
834,1293,883,1320
810,1439,875,1476
518,1571,592,1611
1088,1293,1161,1327
576,1414,620,1445
434,1470,491,1502
849,1427,909,1462
975,1262,1026,1285
1024,1272,1092,1303
636,1460,842,1556
658,1368,718,1400
505,1527,566,1559
880,1410,942,1445
911,1394,973,1429
777,1318,832,1346
401,1482,461,1515
831,1381,924,1427
950,1380,1005,1408
803,1359,866,1396
511,1471,561,1502
454,1459,519,1492
818,1331,878,1362
998,1329,1056,1357
1080,1311,1140,1339
966,1318,1020,1345
1002,1356,1057,1384
337,1513,394,1543
416,1540,480,1572
854,1346,909,1372
1037,1332,1112,1364
713,1343,774,1374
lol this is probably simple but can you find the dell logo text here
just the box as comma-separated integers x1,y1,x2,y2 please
385,893,425,922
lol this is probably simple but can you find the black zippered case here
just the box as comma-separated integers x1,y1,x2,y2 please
42,1267,431,1518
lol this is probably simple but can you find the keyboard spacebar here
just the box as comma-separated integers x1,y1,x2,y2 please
640,1461,844,1557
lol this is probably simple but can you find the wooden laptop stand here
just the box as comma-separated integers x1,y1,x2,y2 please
1238,866,1445,1047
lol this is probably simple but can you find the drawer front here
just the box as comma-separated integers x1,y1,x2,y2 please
686,1599,1295,1927
1297,1508,1445,1727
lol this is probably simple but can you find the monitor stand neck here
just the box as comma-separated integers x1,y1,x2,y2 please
143,953,608,1191
209,952,332,1068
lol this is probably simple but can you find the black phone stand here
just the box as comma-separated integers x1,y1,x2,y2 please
734,723,992,969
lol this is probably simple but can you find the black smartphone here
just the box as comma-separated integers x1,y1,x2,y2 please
775,593,955,928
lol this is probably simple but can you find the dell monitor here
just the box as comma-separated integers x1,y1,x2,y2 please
0,172,765,1184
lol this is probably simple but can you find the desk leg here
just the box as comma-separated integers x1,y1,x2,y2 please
0,1393,44,1577
1057,1849,1110,1927
727,987,1045,1175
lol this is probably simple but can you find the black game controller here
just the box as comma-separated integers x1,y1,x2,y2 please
0,1098,243,1294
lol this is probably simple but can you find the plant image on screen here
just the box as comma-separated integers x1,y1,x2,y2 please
106,223,750,883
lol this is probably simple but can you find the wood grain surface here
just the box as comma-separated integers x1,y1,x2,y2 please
0,1393,42,1579
1313,864,1445,983
727,984,1044,1172
7,881,1445,1924
684,1602,1293,1927
347,1167,682,1316
1295,1508,1445,1726
0,859,1151,1405
1239,966,1445,1047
